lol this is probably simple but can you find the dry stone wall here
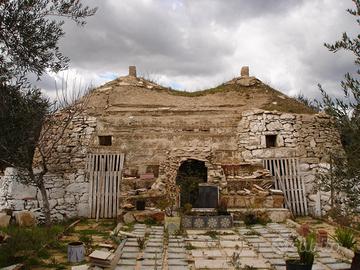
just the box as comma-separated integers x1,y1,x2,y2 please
0,82,343,220
238,109,342,215
0,114,97,222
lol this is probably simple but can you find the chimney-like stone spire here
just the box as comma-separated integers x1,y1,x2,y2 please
241,66,249,77
129,66,137,77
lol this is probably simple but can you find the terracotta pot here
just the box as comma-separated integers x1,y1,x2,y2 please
286,260,313,270
316,229,328,247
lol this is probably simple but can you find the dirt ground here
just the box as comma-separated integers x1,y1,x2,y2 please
33,219,117,270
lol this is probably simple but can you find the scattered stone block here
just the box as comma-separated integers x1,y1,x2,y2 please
14,211,36,226
0,213,11,227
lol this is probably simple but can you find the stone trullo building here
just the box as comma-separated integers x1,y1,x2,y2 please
0,66,342,222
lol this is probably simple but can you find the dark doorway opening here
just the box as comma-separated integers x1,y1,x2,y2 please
176,159,207,207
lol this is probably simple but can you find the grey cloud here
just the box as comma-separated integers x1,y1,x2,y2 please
31,0,358,100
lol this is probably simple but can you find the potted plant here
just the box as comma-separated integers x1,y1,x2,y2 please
286,233,316,270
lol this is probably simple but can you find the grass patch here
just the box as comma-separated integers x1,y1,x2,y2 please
77,229,109,236
204,230,218,239
0,225,65,268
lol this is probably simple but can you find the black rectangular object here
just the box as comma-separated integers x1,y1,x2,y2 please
195,185,218,208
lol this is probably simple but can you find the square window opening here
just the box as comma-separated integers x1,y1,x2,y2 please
266,135,277,148
99,135,112,146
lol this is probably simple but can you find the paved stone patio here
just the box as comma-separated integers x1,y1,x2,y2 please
116,222,352,270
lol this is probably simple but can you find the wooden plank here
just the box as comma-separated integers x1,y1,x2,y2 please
117,153,124,216
104,155,111,218
112,154,116,218
294,158,304,215
96,155,103,221
286,158,296,215
88,154,93,218
108,154,113,218
273,159,293,216
298,159,308,215
93,154,98,219
109,154,114,218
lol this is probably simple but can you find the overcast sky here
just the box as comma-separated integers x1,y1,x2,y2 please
37,0,358,100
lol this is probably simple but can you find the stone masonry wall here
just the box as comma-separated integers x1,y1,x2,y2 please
238,109,342,216
0,114,97,222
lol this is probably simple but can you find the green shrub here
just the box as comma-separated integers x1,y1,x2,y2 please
332,227,357,249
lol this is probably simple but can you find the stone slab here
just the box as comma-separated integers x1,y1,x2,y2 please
144,247,163,253
258,247,275,253
269,258,286,266
117,259,137,266
115,266,135,270
168,247,186,253
318,257,338,264
326,262,351,270
141,259,162,267
123,247,139,253
121,252,139,259
143,253,163,259
261,252,283,259
191,250,223,258
194,259,230,269
168,259,188,266
224,249,257,258
168,252,187,259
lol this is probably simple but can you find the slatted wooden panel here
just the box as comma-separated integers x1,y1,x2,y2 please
86,153,125,219
263,158,308,216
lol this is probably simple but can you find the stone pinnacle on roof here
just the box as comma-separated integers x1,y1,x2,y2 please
129,65,137,77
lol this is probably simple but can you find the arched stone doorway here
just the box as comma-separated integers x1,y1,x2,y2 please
175,159,207,207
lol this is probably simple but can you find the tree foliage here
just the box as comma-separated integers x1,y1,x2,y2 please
318,0,360,214
0,0,96,225
0,0,97,83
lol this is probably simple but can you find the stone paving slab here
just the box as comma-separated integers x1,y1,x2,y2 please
261,252,283,259
168,247,186,253
140,259,163,267
144,247,163,253
191,249,223,258
117,258,137,266
165,266,188,270
326,262,352,270
239,257,271,269
115,266,136,270
188,241,218,248
194,259,231,269
168,252,187,259
268,258,286,266
318,257,338,264
146,242,163,247
168,259,188,266
220,240,248,248
122,246,140,252
121,252,139,259
224,249,257,257
312,264,327,270
258,247,275,253
143,253,163,259
219,235,240,240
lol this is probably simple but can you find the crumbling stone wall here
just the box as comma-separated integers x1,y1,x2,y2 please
0,114,97,221
238,109,342,215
